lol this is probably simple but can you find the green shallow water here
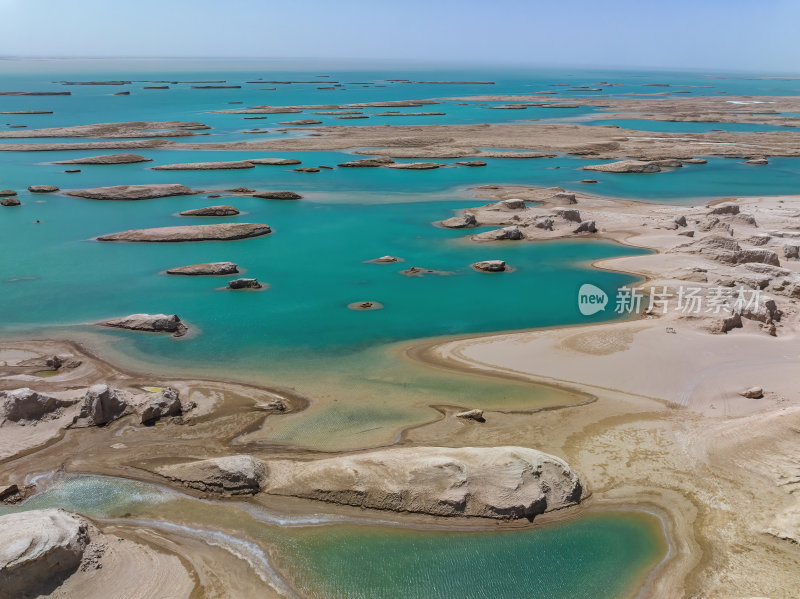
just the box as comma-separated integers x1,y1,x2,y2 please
0,475,667,599
278,514,665,599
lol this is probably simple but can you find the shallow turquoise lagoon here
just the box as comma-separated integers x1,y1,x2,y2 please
0,475,667,599
280,514,665,599
0,186,645,369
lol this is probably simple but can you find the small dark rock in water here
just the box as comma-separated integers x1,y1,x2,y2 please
167,262,239,276
254,190,303,200
348,300,384,311
581,179,598,183
179,205,240,217
1,197,20,206
208,194,221,199
472,260,507,273
228,187,255,193
399,266,451,277
744,157,768,165
114,91,131,95
455,160,487,167
338,157,395,168
27,185,59,193
65,169,81,173
0,190,16,196
228,278,262,290
294,167,320,173
367,255,402,264
318,165,334,170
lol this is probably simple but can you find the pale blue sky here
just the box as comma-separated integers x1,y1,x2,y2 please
1,0,798,73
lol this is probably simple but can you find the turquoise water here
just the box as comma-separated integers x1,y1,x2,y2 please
0,475,666,599
0,185,644,367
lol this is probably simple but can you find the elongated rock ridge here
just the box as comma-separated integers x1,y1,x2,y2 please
97,223,271,242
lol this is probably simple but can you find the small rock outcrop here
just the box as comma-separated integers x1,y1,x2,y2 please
582,160,660,173
155,455,267,495
740,386,764,399
263,446,583,520
140,388,182,425
78,384,129,426
551,192,577,205
0,197,20,207
440,213,478,229
455,409,485,422
475,225,523,241
67,184,193,201
574,220,598,233
27,185,59,193
0,509,89,598
495,198,525,210
368,255,401,263
554,208,582,222
179,205,239,217
166,262,239,276
709,203,740,216
1,388,74,422
228,278,262,290
338,157,395,167
253,191,302,200
101,313,188,337
472,260,507,272
684,236,780,266
455,160,487,167
97,223,271,242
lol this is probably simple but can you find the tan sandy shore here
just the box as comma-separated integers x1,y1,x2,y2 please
407,187,800,598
